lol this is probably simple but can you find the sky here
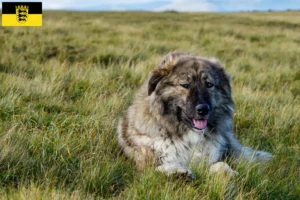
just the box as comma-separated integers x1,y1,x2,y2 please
1,0,300,12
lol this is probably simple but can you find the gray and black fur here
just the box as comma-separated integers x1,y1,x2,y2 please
118,51,272,177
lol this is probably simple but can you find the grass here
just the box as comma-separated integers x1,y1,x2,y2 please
0,11,299,199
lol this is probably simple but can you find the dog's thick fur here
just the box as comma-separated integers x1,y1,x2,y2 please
118,52,272,177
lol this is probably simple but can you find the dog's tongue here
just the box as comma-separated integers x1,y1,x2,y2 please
193,119,207,130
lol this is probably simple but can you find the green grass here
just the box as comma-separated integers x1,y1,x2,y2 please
0,11,299,199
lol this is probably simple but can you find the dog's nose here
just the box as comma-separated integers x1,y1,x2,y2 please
196,104,210,115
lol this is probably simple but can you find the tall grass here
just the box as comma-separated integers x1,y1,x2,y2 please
0,11,299,199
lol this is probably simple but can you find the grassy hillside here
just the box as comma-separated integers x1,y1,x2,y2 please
0,11,299,199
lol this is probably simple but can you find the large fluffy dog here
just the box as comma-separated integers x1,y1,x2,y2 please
118,52,272,177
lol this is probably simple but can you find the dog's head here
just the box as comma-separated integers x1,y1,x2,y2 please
148,51,234,131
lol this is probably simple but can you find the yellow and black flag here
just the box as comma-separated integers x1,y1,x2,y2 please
2,2,42,26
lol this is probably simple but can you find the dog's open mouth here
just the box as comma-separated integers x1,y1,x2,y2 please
180,109,209,130
192,119,207,130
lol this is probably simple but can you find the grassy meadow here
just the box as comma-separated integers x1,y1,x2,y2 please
0,11,299,199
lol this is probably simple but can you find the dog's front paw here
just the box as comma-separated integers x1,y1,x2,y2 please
209,162,239,177
175,168,195,181
157,165,195,180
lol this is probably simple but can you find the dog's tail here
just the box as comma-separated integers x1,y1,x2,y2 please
227,134,273,164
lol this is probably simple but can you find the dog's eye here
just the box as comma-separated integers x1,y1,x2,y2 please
180,84,190,89
206,82,214,88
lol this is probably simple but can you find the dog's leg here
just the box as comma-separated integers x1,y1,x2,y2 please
209,162,238,176
156,164,193,175
134,146,155,171
156,164,194,180
155,146,194,179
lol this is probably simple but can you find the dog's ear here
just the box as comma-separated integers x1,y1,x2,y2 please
209,58,232,95
148,70,165,95
148,51,187,95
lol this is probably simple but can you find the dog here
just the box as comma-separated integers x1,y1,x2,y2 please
118,51,272,178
